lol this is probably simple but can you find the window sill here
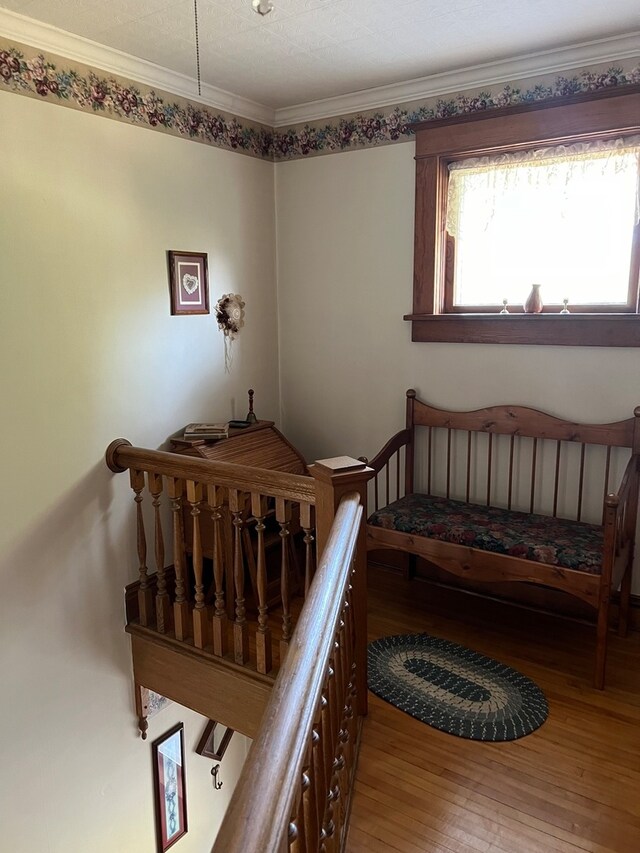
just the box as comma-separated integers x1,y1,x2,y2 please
404,313,640,346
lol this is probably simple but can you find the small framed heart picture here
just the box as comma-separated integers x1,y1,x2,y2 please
168,250,209,315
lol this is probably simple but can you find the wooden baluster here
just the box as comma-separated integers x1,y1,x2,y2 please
385,462,390,506
530,437,538,514
553,440,562,517
374,473,379,511
301,501,315,596
602,446,612,525
446,428,452,499
577,442,586,521
302,745,319,852
321,670,339,853
187,480,207,649
148,473,170,633
395,449,401,501
277,497,292,661
130,469,153,627
486,432,493,506
332,630,348,840
334,645,350,846
251,491,272,675
508,434,515,510
291,787,307,853
229,489,249,665
311,720,326,850
167,477,190,641
427,426,433,494
207,484,227,657
466,431,472,503
289,823,300,853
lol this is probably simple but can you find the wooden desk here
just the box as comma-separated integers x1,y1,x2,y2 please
170,420,308,614
170,420,307,475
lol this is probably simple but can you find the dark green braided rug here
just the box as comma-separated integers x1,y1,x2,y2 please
368,633,548,741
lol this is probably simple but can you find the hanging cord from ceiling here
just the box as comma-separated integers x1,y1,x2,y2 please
193,0,202,96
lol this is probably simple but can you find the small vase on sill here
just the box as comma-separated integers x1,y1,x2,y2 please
524,284,543,314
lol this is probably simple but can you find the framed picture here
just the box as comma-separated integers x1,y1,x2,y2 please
168,250,209,315
152,723,188,852
195,720,234,761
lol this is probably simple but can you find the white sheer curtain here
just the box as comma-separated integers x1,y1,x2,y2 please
445,136,640,307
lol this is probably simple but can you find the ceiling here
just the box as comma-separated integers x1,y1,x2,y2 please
1,0,639,110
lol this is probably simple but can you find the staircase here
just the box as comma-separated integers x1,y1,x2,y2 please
106,439,372,850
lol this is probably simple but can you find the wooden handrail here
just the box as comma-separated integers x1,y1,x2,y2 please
105,439,316,503
212,492,363,853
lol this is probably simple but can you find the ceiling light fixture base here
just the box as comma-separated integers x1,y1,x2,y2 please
252,0,274,16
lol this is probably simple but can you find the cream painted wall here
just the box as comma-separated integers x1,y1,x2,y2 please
275,142,640,592
0,91,277,852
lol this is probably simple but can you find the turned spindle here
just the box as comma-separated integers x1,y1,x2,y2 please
187,480,208,649
208,484,227,657
301,501,315,596
246,388,257,424
277,497,292,661
229,489,249,665
167,477,190,641
149,473,170,633
251,492,272,674
130,469,153,627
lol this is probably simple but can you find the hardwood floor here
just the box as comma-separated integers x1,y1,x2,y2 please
346,566,640,853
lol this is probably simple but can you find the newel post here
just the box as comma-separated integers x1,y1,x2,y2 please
310,456,374,717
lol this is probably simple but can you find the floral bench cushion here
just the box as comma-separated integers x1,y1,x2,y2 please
368,493,604,574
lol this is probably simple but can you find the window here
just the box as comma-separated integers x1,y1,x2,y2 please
408,87,640,345
446,139,640,312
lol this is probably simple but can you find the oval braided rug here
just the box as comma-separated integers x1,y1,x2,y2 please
368,633,548,741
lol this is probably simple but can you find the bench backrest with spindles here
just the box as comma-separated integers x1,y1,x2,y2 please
367,391,640,526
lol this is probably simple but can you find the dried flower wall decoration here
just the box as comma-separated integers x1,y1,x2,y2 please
215,293,245,372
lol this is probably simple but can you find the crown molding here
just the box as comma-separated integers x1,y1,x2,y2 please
273,32,640,127
1,8,638,132
0,8,276,125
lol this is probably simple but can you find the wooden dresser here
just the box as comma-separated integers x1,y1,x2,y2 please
170,420,307,475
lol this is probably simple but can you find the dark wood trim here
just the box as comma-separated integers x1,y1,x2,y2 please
413,88,640,158
410,87,640,345
405,312,640,346
410,83,640,135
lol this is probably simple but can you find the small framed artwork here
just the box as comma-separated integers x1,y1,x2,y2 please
195,720,234,761
152,723,188,852
168,250,209,315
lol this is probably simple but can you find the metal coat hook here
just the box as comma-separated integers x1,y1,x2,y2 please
211,764,223,790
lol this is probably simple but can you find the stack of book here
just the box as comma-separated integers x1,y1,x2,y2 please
183,422,229,441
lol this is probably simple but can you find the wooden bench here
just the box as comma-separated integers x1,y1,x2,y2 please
363,390,640,688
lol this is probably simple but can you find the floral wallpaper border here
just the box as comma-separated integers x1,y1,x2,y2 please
0,37,273,159
274,61,640,160
0,35,638,162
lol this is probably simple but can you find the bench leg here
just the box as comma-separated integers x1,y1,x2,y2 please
618,555,633,638
403,553,417,582
594,597,610,690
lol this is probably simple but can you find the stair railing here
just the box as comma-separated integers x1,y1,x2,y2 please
106,441,371,710
212,491,364,853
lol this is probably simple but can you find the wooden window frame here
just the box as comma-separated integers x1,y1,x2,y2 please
407,85,640,346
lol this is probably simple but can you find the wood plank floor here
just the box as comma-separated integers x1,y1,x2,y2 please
346,566,640,853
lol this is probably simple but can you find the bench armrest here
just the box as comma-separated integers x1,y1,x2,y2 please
606,453,640,512
603,454,640,578
364,429,412,474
